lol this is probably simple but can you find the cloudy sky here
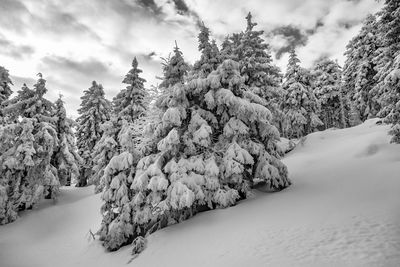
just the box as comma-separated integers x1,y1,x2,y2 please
0,0,382,117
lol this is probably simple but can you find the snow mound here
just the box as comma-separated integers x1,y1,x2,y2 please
1,119,399,267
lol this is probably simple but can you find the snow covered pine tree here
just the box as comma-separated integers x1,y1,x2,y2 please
0,74,60,224
98,39,290,251
92,58,147,193
281,50,322,138
76,81,111,187
312,58,347,129
0,66,13,124
51,95,82,186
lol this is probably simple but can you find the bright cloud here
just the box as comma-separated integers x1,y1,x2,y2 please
0,0,382,117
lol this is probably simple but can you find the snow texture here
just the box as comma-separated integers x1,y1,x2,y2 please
1,119,399,267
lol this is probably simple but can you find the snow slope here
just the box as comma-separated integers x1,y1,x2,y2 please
1,119,400,267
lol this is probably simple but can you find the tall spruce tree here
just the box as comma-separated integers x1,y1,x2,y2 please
92,59,148,193
51,96,82,186
193,24,222,77
384,55,400,143
312,58,347,129
0,66,13,123
343,14,380,123
76,81,111,187
282,50,322,138
223,13,284,134
112,58,147,123
372,0,400,118
159,43,189,90
98,45,189,249
99,57,291,251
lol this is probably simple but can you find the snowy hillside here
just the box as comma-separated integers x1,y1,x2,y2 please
1,119,399,267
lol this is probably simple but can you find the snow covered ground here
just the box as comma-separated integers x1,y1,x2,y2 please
1,119,400,267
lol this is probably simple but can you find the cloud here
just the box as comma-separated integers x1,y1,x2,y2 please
40,56,111,77
270,25,309,59
0,0,383,118
0,0,29,31
0,37,35,59
137,0,163,15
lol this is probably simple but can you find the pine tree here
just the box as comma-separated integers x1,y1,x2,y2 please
222,13,284,134
98,121,142,250
372,0,400,118
112,58,147,123
3,73,54,123
91,58,149,193
282,50,322,138
76,81,111,187
193,24,222,77
0,66,13,123
90,118,119,193
384,54,400,143
343,14,380,122
159,43,189,90
236,13,282,100
312,58,347,129
99,58,291,251
0,74,59,224
51,96,82,186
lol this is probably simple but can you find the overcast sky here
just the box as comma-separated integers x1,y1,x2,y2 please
0,0,382,118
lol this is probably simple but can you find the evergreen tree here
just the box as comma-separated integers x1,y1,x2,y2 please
0,66,13,122
51,96,82,186
91,58,149,193
112,58,147,123
3,73,54,123
384,54,400,143
90,118,119,193
99,59,291,251
0,75,59,224
76,81,111,187
236,13,282,100
312,58,347,129
222,13,284,134
159,43,189,90
193,24,222,77
97,120,142,250
372,0,400,118
281,50,322,138
343,14,380,122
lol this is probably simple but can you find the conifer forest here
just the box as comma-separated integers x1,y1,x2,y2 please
0,1,400,266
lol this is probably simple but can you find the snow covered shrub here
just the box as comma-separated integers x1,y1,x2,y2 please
99,58,291,251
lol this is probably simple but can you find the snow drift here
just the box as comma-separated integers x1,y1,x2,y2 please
1,119,399,267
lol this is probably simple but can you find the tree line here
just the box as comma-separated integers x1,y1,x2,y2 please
0,0,399,255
